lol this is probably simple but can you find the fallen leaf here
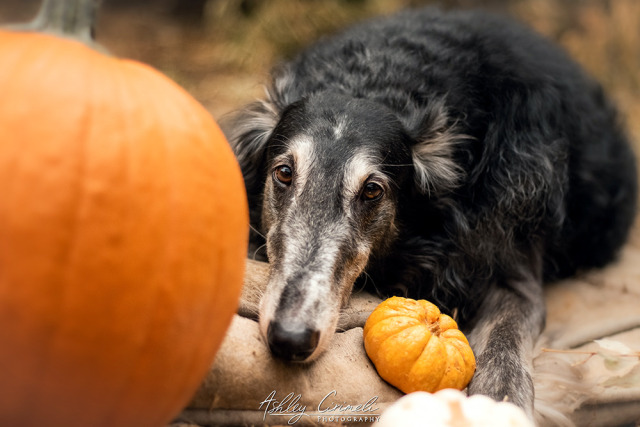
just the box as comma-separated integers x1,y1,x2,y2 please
594,339,636,372
601,364,640,388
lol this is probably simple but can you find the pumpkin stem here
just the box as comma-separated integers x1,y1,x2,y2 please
6,0,102,47
33,0,101,42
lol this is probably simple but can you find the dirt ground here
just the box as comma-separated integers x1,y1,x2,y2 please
2,0,639,144
0,0,263,119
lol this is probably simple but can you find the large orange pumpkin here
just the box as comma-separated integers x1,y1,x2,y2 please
0,2,248,426
363,296,476,394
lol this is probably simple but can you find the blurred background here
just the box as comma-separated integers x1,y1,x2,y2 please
1,0,638,146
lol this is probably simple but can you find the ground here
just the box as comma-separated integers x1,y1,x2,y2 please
1,0,638,144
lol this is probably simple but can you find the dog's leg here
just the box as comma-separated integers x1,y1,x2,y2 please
465,260,546,417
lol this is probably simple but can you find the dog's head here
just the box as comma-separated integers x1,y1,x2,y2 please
228,79,464,362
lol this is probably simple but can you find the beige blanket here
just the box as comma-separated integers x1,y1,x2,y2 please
173,234,640,426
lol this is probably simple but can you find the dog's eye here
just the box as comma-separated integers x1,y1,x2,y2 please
361,182,384,201
273,165,293,186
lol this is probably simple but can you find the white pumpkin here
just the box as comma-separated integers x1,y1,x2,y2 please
378,389,534,427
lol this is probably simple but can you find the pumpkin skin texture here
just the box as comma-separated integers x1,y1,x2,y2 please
363,297,476,394
0,30,248,427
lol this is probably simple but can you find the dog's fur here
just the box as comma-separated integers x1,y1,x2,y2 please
225,8,637,416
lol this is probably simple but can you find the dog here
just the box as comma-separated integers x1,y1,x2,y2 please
224,8,637,416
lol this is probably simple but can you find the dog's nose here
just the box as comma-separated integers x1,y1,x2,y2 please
267,320,320,362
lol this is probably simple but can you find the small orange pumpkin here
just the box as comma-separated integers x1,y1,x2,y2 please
363,296,476,394
0,1,247,426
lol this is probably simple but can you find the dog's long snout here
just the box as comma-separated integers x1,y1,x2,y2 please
267,320,320,362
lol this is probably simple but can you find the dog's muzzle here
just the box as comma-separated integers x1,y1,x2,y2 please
266,320,320,362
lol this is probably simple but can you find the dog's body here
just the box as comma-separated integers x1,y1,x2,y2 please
227,8,637,415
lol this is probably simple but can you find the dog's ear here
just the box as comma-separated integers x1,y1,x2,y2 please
224,98,280,190
222,97,280,249
223,66,298,193
405,100,468,196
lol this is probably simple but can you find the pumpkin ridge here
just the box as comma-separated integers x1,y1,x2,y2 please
433,341,467,390
102,63,144,426
0,33,64,419
128,70,193,425
384,317,423,343
101,65,168,426
31,42,104,424
376,323,434,388
153,105,205,427
384,323,432,349
145,81,212,426
53,32,91,360
446,335,477,384
404,331,447,393
70,61,138,426
366,314,421,335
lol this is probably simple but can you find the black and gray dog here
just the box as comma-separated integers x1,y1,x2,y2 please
226,8,637,415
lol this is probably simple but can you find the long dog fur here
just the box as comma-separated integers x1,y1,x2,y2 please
225,8,637,417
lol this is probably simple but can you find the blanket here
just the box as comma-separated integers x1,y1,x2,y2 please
173,234,640,426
